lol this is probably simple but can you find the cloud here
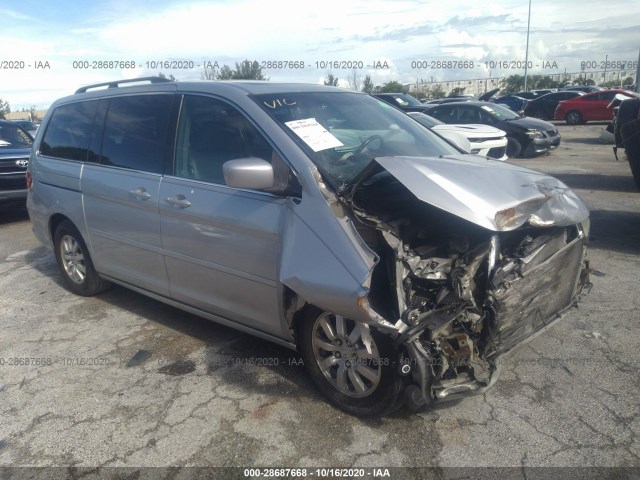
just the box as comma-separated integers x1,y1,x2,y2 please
1,0,639,109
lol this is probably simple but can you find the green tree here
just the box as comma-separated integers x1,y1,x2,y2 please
347,68,361,91
572,75,595,86
601,79,622,88
324,73,339,86
379,80,405,93
532,75,559,89
0,99,10,119
361,75,374,94
158,72,177,81
232,60,268,80
448,87,466,97
431,84,446,99
500,74,525,93
201,61,267,80
218,65,234,80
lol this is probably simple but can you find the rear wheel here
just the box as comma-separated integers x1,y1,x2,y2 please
299,309,403,417
53,220,111,296
565,111,584,125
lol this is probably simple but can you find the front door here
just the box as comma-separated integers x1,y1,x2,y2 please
159,95,286,337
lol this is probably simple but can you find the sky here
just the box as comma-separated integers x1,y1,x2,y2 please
1,0,639,110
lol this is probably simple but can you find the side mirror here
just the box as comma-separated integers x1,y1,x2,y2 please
223,157,274,190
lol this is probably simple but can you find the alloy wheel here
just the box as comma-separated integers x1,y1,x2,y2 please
60,235,86,284
311,313,382,397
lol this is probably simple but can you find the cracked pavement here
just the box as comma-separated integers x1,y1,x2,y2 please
0,124,639,469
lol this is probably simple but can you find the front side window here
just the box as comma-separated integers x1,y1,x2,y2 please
40,101,96,160
457,106,481,123
174,95,273,185
100,94,173,174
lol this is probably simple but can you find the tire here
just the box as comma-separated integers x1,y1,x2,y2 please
565,111,584,125
298,309,404,417
53,220,111,296
621,119,640,192
506,137,522,157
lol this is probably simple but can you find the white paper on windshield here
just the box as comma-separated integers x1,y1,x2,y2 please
481,105,495,112
0,140,10,146
285,118,343,152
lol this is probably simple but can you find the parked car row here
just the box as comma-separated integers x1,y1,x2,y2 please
424,101,560,157
407,112,508,160
522,91,585,120
554,89,639,124
374,92,559,158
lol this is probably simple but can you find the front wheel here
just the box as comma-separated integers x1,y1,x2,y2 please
298,309,404,417
506,137,522,157
53,220,111,296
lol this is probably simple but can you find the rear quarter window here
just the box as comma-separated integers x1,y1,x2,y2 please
40,101,98,161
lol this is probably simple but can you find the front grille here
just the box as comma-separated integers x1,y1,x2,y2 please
468,137,504,142
0,157,28,190
487,146,506,159
0,157,29,174
488,236,585,356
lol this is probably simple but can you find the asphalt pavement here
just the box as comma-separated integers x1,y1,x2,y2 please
0,123,638,474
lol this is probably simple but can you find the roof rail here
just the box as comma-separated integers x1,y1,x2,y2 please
75,76,172,94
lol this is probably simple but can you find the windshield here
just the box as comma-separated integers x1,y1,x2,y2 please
0,122,33,149
388,94,423,107
252,92,460,184
479,103,521,120
408,112,444,128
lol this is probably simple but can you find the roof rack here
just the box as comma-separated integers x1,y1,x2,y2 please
75,76,172,94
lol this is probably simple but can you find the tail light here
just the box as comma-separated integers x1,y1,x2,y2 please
26,170,32,189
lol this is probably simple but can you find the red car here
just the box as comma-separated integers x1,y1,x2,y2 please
554,89,638,125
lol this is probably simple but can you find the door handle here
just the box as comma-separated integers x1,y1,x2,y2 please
165,195,191,208
129,187,152,200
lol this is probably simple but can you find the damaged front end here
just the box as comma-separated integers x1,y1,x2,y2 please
342,155,591,409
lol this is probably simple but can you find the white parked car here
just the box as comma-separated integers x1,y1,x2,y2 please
408,112,508,160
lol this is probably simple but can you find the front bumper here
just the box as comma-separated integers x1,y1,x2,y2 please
472,138,509,161
0,187,27,203
402,226,589,410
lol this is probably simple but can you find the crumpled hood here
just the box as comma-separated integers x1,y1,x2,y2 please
375,155,589,231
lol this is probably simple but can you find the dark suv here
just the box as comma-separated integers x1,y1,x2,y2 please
0,119,32,204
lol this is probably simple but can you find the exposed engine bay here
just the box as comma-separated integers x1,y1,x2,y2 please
344,164,590,409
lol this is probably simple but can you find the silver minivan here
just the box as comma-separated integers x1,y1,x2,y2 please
28,77,591,416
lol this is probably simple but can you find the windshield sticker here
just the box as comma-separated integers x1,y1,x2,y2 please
0,140,11,146
481,105,495,113
263,98,297,109
285,118,344,152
